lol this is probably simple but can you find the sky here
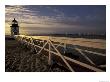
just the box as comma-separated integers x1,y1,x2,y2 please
5,5,106,35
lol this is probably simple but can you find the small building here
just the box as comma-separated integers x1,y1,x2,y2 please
10,18,19,36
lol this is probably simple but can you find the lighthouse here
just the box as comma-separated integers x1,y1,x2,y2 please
10,18,19,36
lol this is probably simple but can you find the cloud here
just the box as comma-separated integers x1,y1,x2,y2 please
5,5,106,35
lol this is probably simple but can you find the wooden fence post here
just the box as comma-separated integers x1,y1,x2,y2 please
48,42,52,65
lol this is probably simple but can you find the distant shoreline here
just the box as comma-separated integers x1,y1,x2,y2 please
5,33,106,40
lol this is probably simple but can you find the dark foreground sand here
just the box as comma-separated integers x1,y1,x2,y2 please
5,39,69,72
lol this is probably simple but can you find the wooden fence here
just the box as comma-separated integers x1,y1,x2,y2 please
14,35,106,72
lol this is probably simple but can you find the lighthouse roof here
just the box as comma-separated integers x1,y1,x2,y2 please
12,18,18,23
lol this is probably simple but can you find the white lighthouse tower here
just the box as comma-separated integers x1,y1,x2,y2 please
10,18,19,36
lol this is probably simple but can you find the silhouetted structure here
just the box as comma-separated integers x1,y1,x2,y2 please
10,18,19,36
